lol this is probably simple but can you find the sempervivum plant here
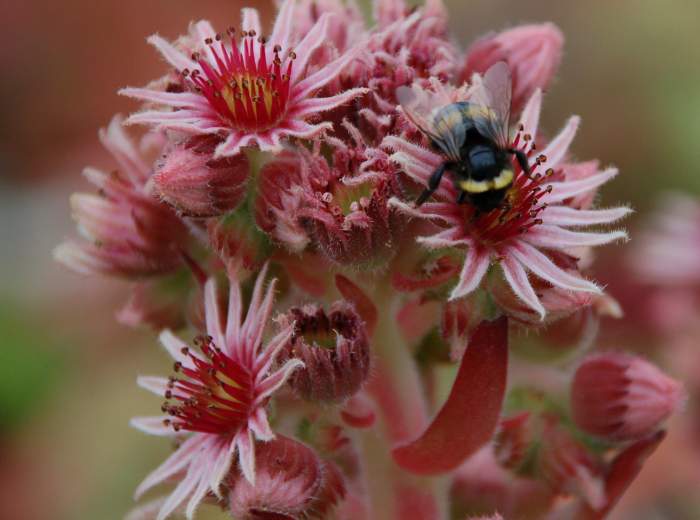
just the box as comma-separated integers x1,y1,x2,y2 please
55,1,682,519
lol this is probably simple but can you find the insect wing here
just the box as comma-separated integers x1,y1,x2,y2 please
397,85,464,162
469,62,512,148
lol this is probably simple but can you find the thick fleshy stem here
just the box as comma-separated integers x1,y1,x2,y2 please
354,277,448,520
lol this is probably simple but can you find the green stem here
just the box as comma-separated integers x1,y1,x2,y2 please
359,277,449,520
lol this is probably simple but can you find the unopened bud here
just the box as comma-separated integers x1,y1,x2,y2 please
227,435,346,520
153,136,249,217
571,352,685,441
461,23,564,113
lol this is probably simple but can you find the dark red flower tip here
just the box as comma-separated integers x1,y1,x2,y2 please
278,302,370,402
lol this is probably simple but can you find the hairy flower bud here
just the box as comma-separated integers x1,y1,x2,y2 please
152,136,249,217
279,302,370,402
54,117,188,278
571,353,685,441
461,23,563,113
227,435,346,520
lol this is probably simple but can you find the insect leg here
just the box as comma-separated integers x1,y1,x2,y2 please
416,163,448,206
510,149,531,178
457,190,467,204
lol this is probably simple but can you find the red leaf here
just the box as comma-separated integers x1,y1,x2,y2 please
392,316,508,475
577,430,666,520
335,274,378,336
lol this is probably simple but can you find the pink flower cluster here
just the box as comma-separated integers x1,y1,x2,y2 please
55,1,685,519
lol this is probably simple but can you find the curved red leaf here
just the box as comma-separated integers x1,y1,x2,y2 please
335,274,378,336
576,430,666,520
392,316,508,475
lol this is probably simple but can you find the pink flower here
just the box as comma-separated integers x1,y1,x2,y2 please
277,301,370,402
365,0,456,115
461,23,564,113
131,265,303,520
120,1,367,157
630,192,700,286
257,121,406,264
388,80,629,318
227,435,346,519
54,116,188,277
571,352,685,441
152,135,249,217
255,148,331,252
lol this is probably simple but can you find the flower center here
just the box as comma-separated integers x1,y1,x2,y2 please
290,307,357,350
162,335,253,435
466,127,553,246
184,29,295,132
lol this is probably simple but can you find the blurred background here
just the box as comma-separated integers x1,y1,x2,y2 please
1,1,699,518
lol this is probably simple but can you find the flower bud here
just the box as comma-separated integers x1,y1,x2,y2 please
494,412,532,470
227,435,346,520
571,353,685,441
537,417,606,511
461,23,563,113
279,302,370,402
152,136,249,217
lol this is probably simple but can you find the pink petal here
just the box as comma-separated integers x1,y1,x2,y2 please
540,116,579,169
147,34,195,71
130,416,176,436
245,278,277,360
119,87,209,109
335,274,378,337
185,443,220,519
518,89,542,141
125,497,168,520
98,115,149,185
248,407,275,441
417,231,471,249
293,44,363,100
191,21,218,66
214,133,257,158
449,247,491,300
204,278,226,351
543,206,632,227
225,280,243,349
135,435,205,499
524,224,628,249
392,317,509,474
159,329,202,368
253,325,294,376
255,358,305,405
501,254,545,318
542,167,619,204
240,262,270,360
235,429,257,484
209,439,237,498
291,88,368,117
156,455,204,520
269,0,294,52
509,241,601,293
281,120,334,140
240,8,261,35
290,13,331,83
137,376,169,396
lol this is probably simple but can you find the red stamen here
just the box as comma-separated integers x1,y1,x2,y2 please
187,30,294,132
161,335,254,435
